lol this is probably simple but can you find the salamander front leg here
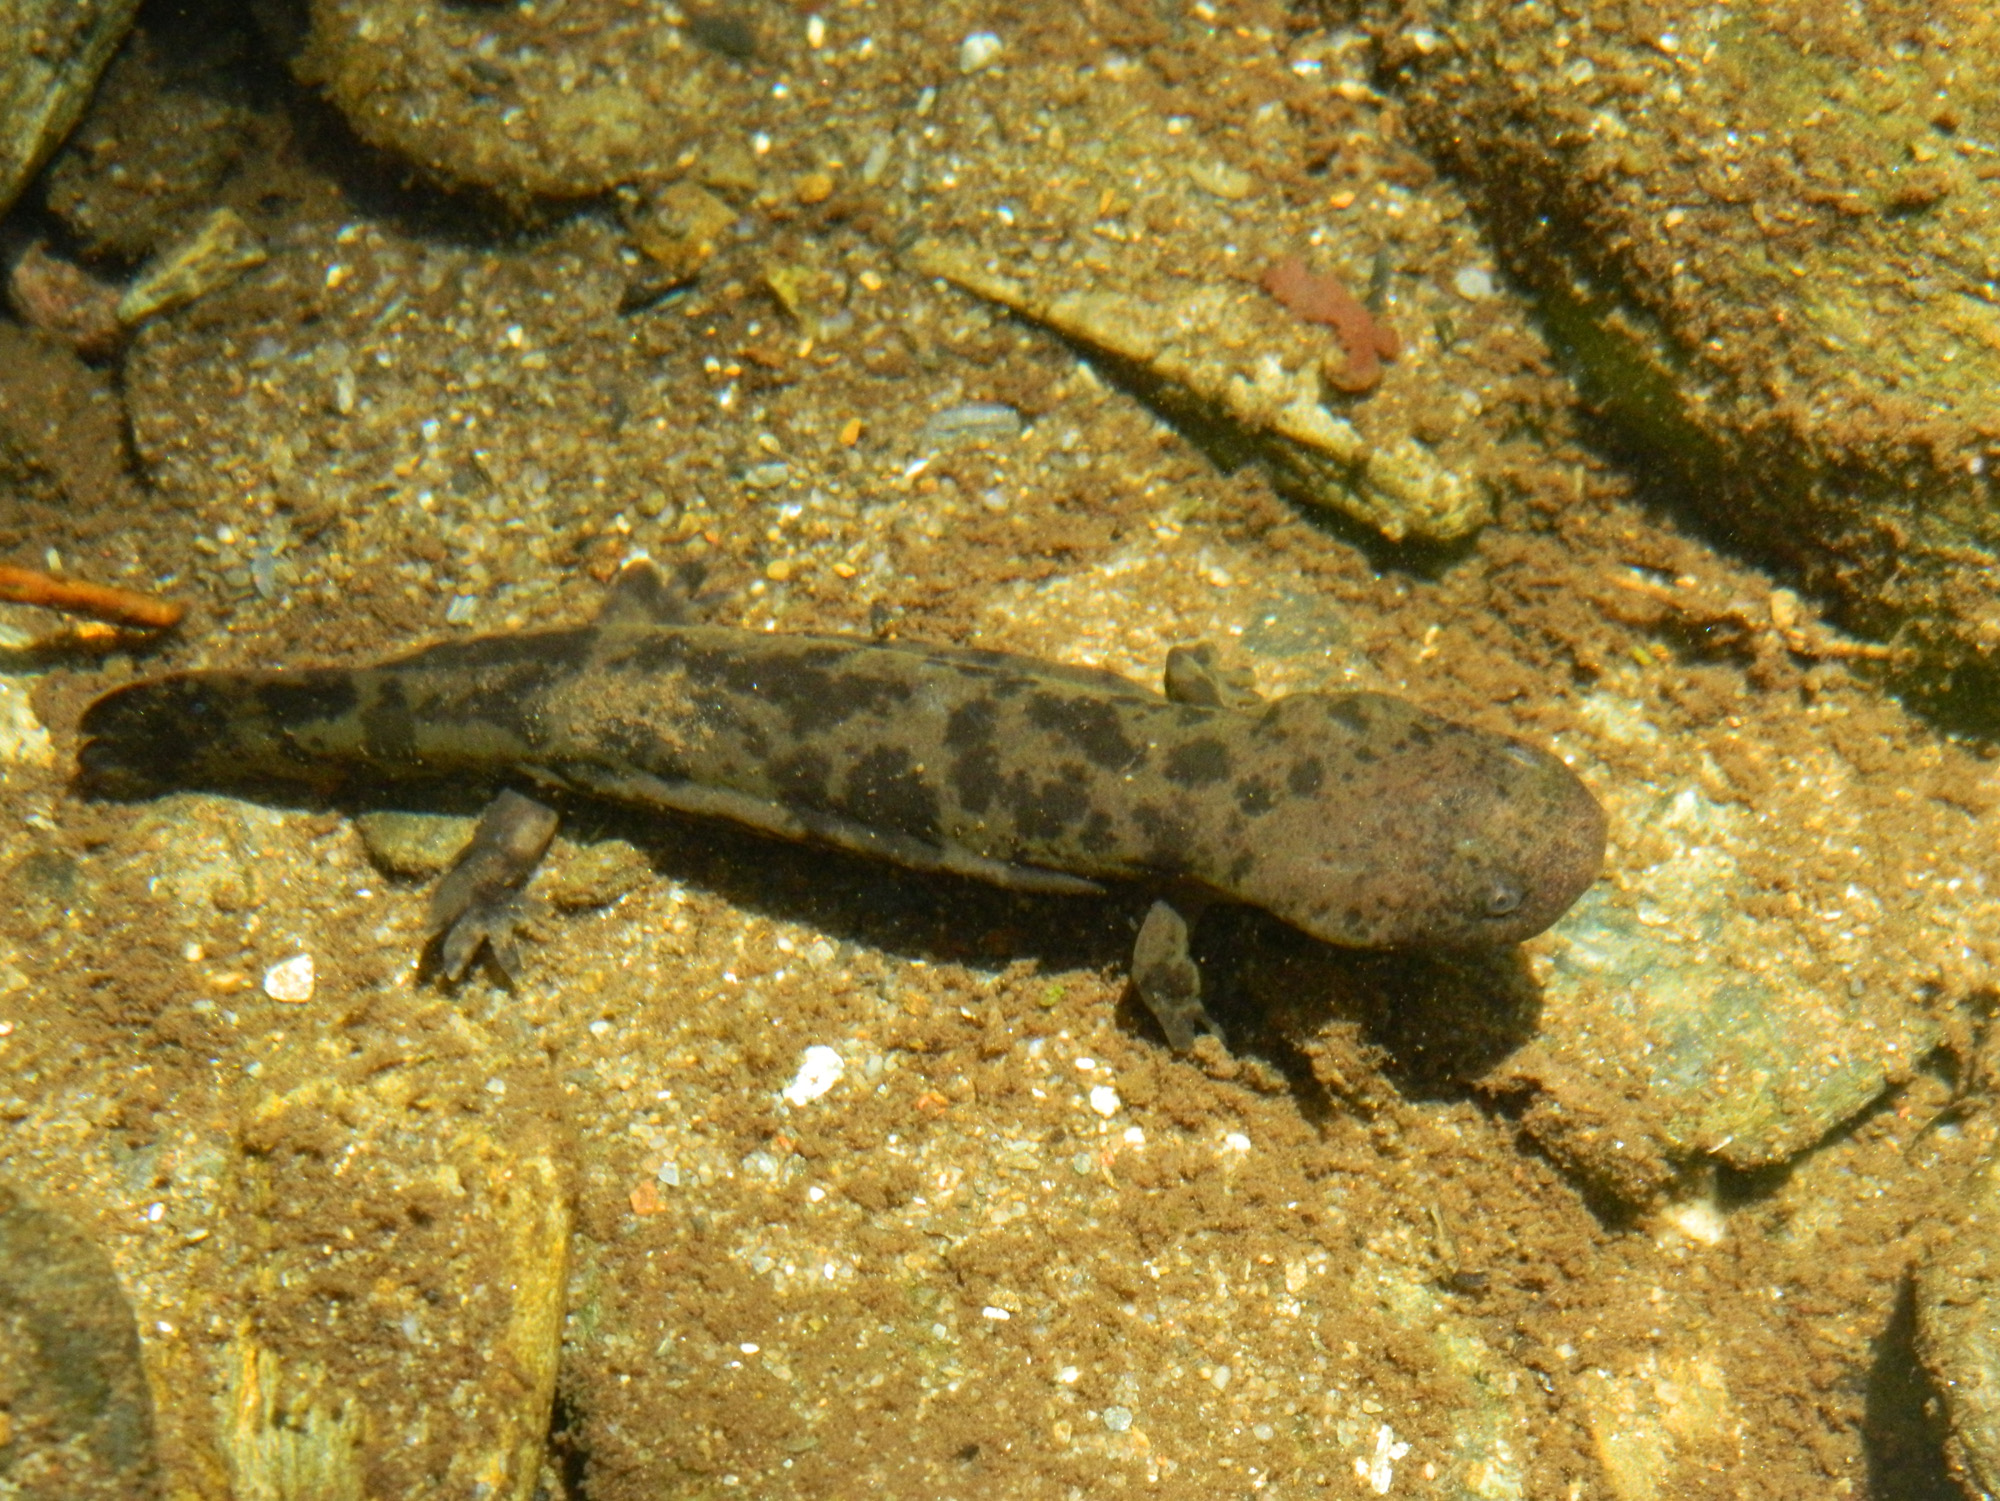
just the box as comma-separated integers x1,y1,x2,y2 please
427,790,560,982
1131,899,1222,1052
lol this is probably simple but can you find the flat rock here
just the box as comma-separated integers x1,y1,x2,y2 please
294,0,769,199
1389,0,2000,711
0,1181,158,1500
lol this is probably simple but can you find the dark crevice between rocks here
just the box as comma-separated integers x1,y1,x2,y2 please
1863,1277,1958,1501
546,1383,592,1500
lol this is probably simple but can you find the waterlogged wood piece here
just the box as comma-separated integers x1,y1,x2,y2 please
909,239,1484,546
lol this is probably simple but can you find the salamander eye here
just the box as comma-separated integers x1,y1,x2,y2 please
1483,876,1525,918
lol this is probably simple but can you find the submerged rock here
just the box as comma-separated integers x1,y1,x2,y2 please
0,1181,158,1500
1388,0,2000,709
0,0,142,220
293,0,768,200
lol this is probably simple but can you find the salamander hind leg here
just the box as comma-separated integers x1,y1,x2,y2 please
427,790,560,983
1131,900,1222,1052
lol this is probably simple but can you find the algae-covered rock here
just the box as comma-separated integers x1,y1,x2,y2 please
0,0,142,220
897,56,1554,546
1387,0,2000,704
295,0,771,200
174,1052,575,1501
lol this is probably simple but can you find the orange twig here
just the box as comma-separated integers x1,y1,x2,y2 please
0,564,185,631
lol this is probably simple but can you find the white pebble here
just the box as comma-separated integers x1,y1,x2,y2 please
981,1306,1011,1320
1453,264,1498,301
0,678,54,769
959,31,1004,72
783,1045,844,1105
262,954,315,1003
1089,1085,1121,1118
1223,1131,1252,1153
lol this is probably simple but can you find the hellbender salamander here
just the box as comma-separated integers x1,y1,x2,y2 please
77,562,1606,1047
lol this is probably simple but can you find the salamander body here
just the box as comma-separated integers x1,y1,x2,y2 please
78,565,1605,1038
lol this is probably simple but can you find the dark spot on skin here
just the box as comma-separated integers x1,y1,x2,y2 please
1406,721,1435,749
944,698,998,750
360,676,419,768
1025,692,1141,770
811,671,916,734
948,742,1003,816
1351,745,1378,765
616,632,698,674
770,747,834,805
843,746,941,843
1010,774,1092,842
1078,809,1119,855
701,693,772,762
401,626,596,673
1343,909,1370,940
447,661,560,746
654,641,921,740
1326,699,1371,734
257,673,360,726
1286,757,1324,796
1132,803,1195,869
1227,849,1257,887
1164,737,1231,787
1234,777,1278,816
595,714,680,775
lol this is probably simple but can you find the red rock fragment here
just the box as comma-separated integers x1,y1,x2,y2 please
1261,256,1400,394
6,243,122,360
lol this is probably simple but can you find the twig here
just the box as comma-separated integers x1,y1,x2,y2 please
0,563,185,631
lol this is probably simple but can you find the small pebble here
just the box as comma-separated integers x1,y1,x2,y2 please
1186,159,1256,200
1453,264,1498,301
959,31,1004,72
1089,1085,1121,1118
355,811,476,878
743,461,790,490
919,401,1021,451
262,954,315,1003
1103,1406,1134,1432
783,1045,844,1105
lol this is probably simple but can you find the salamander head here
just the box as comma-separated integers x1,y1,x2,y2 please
1225,693,1605,950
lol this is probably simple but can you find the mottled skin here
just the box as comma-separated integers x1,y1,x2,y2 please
79,566,1605,1040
